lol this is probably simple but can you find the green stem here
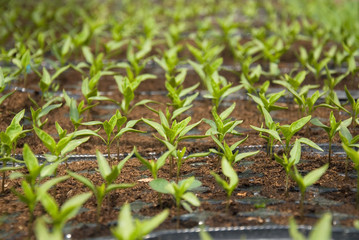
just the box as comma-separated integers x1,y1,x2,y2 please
285,173,289,196
176,204,180,229
107,145,111,160
300,191,305,219
226,194,230,214
169,155,174,179
328,139,332,165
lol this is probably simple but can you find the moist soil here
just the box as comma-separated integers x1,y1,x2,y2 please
1,66,359,239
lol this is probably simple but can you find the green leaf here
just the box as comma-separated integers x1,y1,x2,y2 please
67,171,95,193
60,137,90,156
23,144,39,174
289,217,306,240
309,213,332,240
222,158,239,189
182,192,200,206
96,150,111,180
343,144,359,170
106,183,135,193
303,164,328,188
298,138,323,152
34,127,56,154
150,178,170,194
139,209,169,237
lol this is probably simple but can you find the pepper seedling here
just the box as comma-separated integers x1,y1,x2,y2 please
203,103,243,143
339,125,359,178
142,107,206,178
34,126,91,163
289,212,332,240
82,110,144,159
211,157,239,212
274,140,301,195
342,143,359,208
150,176,201,228
111,203,169,240
311,112,351,165
10,145,69,236
37,65,69,102
67,150,135,222
290,163,329,217
39,192,92,233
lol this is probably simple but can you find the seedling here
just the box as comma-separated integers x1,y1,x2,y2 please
290,164,328,217
37,65,69,102
134,147,174,180
203,103,243,143
335,86,359,128
29,98,62,129
150,176,201,228
248,90,287,116
0,109,29,157
289,212,332,240
251,107,281,156
204,71,242,108
278,115,322,155
339,125,359,178
323,67,348,105
82,110,143,159
0,68,14,105
90,73,156,116
211,158,239,212
39,192,92,233
67,150,135,222
274,140,301,195
11,49,31,85
311,112,351,165
142,108,205,178
210,137,259,167
111,203,169,240
342,144,359,208
34,217,62,240
34,126,90,163
10,145,68,236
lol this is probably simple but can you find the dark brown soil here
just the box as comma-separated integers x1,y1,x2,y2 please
1,64,359,239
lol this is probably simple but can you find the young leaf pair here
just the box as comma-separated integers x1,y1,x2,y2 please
67,150,135,222
142,107,206,178
150,176,201,228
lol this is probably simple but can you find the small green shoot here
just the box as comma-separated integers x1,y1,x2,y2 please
290,164,329,217
67,150,135,222
289,213,332,240
211,158,239,212
150,176,201,228
111,203,168,240
311,112,351,165
342,143,359,208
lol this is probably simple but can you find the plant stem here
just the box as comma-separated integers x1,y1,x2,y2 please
176,205,180,229
169,155,174,179
328,139,332,166
107,145,111,160
356,170,359,209
285,173,289,196
117,138,120,160
299,191,305,219
226,195,230,214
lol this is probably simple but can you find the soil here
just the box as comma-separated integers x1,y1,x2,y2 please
1,61,359,239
